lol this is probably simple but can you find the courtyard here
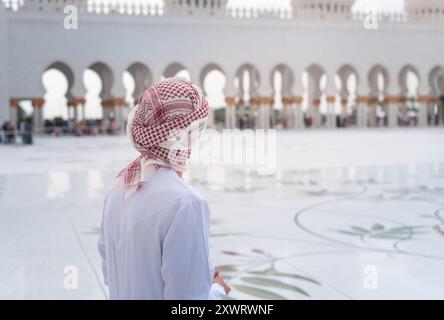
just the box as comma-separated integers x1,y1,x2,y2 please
0,128,443,299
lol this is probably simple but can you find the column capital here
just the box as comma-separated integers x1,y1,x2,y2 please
383,96,402,104
225,96,236,106
326,96,336,104
250,98,260,106
260,97,274,105
101,100,113,108
68,97,86,107
31,98,45,108
102,97,126,108
429,97,439,104
292,96,303,104
356,96,369,104
113,97,126,106
417,96,429,104
367,97,379,105
313,98,321,107
282,97,292,106
418,96,438,104
10,98,19,108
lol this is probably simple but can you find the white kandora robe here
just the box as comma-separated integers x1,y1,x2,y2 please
98,167,225,300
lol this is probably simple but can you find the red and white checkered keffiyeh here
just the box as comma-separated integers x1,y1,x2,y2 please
117,78,209,198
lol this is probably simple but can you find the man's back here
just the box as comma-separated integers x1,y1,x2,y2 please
98,167,213,300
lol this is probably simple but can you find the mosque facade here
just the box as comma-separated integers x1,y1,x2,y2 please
0,0,444,132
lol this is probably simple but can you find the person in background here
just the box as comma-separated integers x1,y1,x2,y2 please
20,119,33,145
2,121,15,144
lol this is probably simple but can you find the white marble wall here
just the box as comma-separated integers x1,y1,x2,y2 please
1,6,444,128
0,6,9,125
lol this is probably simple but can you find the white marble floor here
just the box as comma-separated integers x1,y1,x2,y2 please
1,128,444,300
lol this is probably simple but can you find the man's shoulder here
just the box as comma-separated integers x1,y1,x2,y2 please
103,168,208,214
151,168,207,205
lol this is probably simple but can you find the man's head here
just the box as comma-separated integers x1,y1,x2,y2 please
126,78,209,171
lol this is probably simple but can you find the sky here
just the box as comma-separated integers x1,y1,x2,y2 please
38,0,407,120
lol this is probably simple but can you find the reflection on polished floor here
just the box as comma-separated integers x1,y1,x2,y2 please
0,129,443,299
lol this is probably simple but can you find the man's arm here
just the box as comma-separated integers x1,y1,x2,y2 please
161,198,227,300
209,271,231,300
97,224,108,287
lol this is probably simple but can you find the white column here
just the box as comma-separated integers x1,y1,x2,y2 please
231,102,236,128
75,99,86,135
9,99,18,129
417,96,429,127
32,98,44,134
292,96,304,129
237,99,245,128
340,98,348,127
114,98,127,134
223,73,237,129
282,98,292,129
428,98,438,126
312,99,321,128
355,71,370,128
72,104,81,135
291,69,304,129
224,104,230,129
81,104,86,121
32,107,38,132
326,96,336,129
257,79,274,129
417,73,430,127
356,97,368,128
102,103,109,121
248,100,256,128
368,98,378,127
73,104,79,123
252,99,265,129
259,97,273,129
113,105,122,132
270,103,276,128
386,96,400,128
438,98,444,126
0,5,9,125
324,73,336,129
39,106,44,132
224,97,236,129
207,107,215,128
264,105,270,129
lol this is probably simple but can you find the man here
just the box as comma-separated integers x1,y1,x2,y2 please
98,79,230,300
